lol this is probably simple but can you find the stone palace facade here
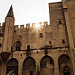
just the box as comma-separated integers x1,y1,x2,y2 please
0,0,75,75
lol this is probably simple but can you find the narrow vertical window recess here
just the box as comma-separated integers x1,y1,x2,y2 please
62,39,66,44
49,41,51,44
49,41,52,47
40,33,43,38
16,46,20,51
59,20,62,24
21,54,22,57
0,43,2,47
50,59,53,64
15,40,22,51
30,71,33,75
27,45,30,50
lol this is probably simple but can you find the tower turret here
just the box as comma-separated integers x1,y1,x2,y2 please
6,5,14,18
3,5,15,52
62,0,75,74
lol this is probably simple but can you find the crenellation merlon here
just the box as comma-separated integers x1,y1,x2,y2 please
20,25,24,29
43,21,48,27
14,25,19,30
32,23,36,27
26,23,30,29
38,22,43,26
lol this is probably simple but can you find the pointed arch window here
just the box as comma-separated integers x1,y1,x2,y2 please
15,40,22,51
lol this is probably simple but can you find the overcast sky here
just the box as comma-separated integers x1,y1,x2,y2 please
0,0,61,25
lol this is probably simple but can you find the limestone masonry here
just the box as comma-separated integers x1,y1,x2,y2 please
0,0,75,75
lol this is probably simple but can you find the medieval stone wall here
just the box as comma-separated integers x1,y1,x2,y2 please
0,0,75,75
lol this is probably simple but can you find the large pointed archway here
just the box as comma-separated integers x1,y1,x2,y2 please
58,54,73,75
22,57,36,75
40,56,54,75
6,58,18,75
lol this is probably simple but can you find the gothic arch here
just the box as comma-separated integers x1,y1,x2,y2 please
22,57,36,75
6,58,18,75
15,40,22,46
40,55,54,75
58,54,73,75
58,54,70,66
13,40,22,51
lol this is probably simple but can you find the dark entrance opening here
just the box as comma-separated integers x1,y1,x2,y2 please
22,57,36,75
63,66,71,75
6,58,18,75
30,71,33,75
7,66,18,75
64,72,70,75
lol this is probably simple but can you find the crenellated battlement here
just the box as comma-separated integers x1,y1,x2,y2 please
14,21,49,30
14,25,19,30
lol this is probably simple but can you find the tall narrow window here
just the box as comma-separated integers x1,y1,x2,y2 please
40,33,43,38
49,41,51,44
27,45,30,49
11,47,13,52
16,46,20,51
59,20,62,24
49,41,52,47
62,39,66,44
0,43,2,47
15,40,22,51
50,58,53,64
30,71,33,75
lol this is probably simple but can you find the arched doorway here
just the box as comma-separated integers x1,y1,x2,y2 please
22,57,36,75
40,56,54,75
63,66,70,75
0,60,2,75
58,54,73,75
6,58,18,75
